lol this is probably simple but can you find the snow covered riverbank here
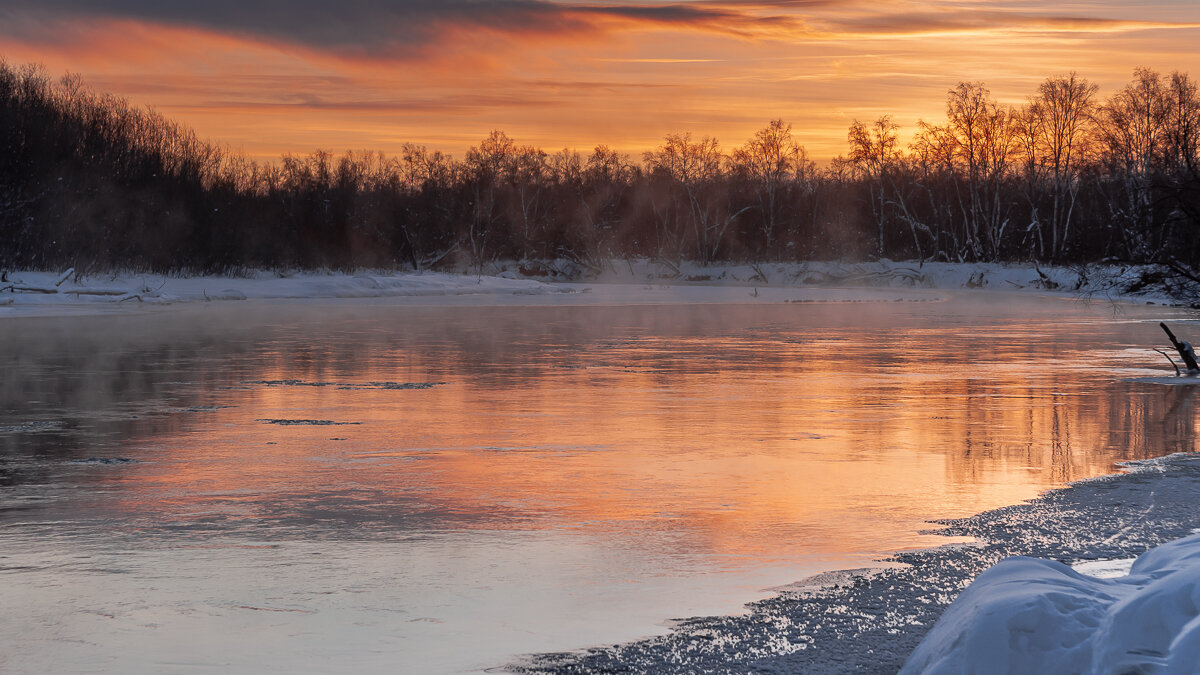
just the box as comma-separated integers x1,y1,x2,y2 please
0,260,1180,317
0,269,564,316
516,454,1200,673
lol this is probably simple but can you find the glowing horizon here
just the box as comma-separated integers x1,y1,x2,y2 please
1,1,1197,163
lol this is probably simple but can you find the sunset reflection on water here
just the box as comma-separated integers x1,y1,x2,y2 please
1,293,1196,671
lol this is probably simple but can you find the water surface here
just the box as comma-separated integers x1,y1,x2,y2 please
1,289,1195,673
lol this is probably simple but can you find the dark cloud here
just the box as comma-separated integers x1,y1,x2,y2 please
0,1,806,56
829,11,1190,36
3,0,1185,60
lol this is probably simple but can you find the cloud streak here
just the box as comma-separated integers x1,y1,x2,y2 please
4,1,1195,63
821,11,1200,38
0,1,811,57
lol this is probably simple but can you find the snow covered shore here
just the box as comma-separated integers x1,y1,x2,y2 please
0,268,563,315
0,260,1179,317
517,454,1200,673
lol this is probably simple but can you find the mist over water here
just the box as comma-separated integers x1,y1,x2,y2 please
1,293,1196,672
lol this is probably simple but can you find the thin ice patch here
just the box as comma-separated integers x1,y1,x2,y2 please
0,421,66,433
244,379,442,390
343,381,443,390
257,419,362,426
181,405,236,412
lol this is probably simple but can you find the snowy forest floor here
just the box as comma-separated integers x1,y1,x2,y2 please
512,453,1200,674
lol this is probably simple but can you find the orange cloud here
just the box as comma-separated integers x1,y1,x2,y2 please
0,1,1196,162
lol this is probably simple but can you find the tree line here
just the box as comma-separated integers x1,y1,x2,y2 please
1,60,1197,275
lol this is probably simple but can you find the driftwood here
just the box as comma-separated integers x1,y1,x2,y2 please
0,269,164,303
1155,348,1182,376
1160,322,1200,375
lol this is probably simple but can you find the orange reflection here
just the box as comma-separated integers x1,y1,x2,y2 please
46,298,1195,567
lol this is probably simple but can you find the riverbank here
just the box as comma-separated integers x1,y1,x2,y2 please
0,260,1181,317
513,452,1200,673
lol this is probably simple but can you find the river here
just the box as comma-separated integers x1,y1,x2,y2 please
1,287,1195,673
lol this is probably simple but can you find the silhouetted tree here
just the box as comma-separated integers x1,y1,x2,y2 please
730,119,813,258
4,59,1200,278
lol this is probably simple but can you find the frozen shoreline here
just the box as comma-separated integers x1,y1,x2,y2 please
0,259,1180,318
513,454,1200,673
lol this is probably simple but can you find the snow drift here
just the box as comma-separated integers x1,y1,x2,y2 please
902,533,1200,674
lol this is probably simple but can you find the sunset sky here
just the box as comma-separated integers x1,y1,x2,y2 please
1,0,1198,162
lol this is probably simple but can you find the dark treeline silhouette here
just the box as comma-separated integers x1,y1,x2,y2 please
1,60,1198,275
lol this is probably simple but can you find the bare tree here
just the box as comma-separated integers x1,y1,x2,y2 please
397,143,451,191
848,116,901,258
1160,72,1200,264
509,144,548,259
1099,69,1172,259
644,133,728,262
549,148,583,186
1163,72,1200,177
923,82,1021,260
570,146,631,261
585,145,634,184
913,118,967,260
731,119,813,257
463,130,517,269
1024,73,1098,259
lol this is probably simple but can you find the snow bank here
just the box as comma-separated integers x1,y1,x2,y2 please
0,269,566,315
492,258,1168,300
901,533,1200,674
0,260,1177,318
577,259,1074,292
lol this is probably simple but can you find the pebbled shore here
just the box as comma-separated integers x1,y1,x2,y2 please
512,454,1200,674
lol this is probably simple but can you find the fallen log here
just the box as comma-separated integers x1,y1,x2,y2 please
1160,322,1200,374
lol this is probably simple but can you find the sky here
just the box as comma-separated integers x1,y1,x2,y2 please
1,0,1198,162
